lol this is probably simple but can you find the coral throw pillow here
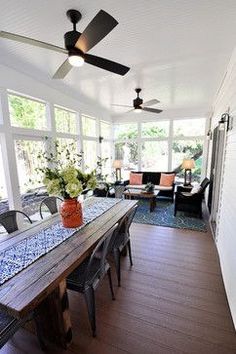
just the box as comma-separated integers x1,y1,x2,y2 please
130,173,143,185
160,173,175,187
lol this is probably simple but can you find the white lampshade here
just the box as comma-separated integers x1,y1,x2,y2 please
182,159,195,170
112,160,123,169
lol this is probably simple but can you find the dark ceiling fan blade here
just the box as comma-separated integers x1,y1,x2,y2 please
0,31,67,54
142,99,160,107
143,107,163,114
111,104,133,108
53,59,73,79
75,10,118,53
85,54,130,75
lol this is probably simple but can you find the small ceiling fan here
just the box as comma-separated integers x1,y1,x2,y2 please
0,9,130,79
112,88,163,114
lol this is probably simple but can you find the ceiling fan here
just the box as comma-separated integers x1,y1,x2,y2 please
0,9,130,79
112,88,163,114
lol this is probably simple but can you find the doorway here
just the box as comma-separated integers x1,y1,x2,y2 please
208,126,226,238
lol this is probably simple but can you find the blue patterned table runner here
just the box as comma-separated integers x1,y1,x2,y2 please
0,198,121,285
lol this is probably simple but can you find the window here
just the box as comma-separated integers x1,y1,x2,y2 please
141,141,168,171
101,141,112,178
82,115,96,137
54,106,77,134
115,141,138,179
141,121,169,138
100,121,111,139
114,123,138,140
15,139,46,194
172,139,203,182
83,140,97,171
173,118,205,137
56,138,80,167
8,93,47,130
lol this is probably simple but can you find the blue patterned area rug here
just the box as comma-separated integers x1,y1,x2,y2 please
133,200,207,232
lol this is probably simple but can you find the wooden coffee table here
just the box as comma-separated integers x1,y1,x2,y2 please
123,188,159,212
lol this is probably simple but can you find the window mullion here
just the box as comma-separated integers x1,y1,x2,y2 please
0,88,22,210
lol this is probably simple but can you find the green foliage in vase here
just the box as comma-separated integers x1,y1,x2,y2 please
37,139,97,199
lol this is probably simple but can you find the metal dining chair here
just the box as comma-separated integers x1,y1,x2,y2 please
0,210,32,234
66,223,118,337
106,185,126,198
0,312,29,349
0,311,46,350
111,205,138,286
39,196,63,219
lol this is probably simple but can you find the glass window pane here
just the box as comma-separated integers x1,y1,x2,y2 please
55,106,77,134
15,139,46,194
100,121,111,139
141,121,169,138
15,139,48,220
173,118,205,137
101,141,112,178
82,115,96,137
8,93,47,130
172,139,203,182
0,143,9,214
114,123,138,140
83,140,97,171
115,141,138,179
141,141,168,171
56,138,80,167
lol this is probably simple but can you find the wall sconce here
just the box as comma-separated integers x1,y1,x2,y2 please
206,129,212,140
218,113,234,131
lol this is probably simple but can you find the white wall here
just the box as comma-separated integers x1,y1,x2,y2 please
208,48,236,329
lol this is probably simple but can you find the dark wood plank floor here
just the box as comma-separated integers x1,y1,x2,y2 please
1,222,236,354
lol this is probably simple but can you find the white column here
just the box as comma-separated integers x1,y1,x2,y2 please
138,121,142,170
168,119,173,171
0,88,22,210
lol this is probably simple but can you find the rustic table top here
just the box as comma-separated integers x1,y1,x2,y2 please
0,198,137,318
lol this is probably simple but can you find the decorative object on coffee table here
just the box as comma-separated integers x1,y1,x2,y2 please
182,159,195,186
144,182,155,193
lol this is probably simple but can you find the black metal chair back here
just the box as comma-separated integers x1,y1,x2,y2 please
124,205,138,235
39,196,62,219
83,223,118,288
0,210,32,234
200,177,210,192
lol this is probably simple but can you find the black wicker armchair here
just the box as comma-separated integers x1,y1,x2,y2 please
174,178,210,218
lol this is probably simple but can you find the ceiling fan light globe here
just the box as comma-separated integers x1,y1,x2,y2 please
134,107,142,113
68,54,84,67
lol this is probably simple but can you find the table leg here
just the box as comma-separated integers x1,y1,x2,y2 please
150,197,156,212
34,279,72,349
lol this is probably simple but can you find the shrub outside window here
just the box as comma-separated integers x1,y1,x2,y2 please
8,93,47,130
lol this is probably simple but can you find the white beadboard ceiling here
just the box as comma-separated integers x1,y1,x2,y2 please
1,0,236,120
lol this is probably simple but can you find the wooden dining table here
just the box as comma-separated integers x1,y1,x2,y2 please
0,197,137,348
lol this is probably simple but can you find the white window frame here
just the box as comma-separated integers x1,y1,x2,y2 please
113,117,207,179
0,88,108,212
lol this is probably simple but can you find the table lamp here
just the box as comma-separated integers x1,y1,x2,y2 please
182,159,195,186
112,160,122,181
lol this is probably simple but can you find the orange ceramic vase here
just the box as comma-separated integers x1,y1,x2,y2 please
60,198,83,228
